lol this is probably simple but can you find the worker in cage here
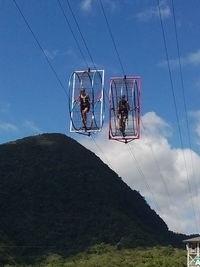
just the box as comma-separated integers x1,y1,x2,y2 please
117,95,130,137
79,88,90,129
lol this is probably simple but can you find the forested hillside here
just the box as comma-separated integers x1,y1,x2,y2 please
0,133,187,264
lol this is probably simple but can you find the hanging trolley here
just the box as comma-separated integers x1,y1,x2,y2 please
109,76,141,143
69,69,104,136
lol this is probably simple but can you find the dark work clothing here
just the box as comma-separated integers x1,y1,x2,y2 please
80,94,90,112
118,99,129,117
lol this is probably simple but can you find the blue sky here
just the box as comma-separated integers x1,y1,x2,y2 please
1,0,200,235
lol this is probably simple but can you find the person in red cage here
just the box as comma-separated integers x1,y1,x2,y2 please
117,95,130,137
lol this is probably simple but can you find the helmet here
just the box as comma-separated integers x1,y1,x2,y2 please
80,88,85,92
122,95,125,99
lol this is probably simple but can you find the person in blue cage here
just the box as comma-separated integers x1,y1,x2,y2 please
79,88,90,129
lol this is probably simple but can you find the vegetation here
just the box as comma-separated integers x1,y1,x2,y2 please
0,133,188,265
2,244,187,267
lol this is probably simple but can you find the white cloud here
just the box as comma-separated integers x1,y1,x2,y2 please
189,110,200,144
80,0,93,12
80,0,117,13
160,49,200,68
187,49,200,65
135,0,171,21
0,122,18,131
44,49,59,60
23,120,41,134
141,111,171,138
44,49,77,61
189,110,200,119
78,111,200,234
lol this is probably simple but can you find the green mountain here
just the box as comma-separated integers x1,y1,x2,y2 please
0,133,187,264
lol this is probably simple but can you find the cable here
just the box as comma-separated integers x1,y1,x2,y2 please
171,0,200,230
57,0,112,115
90,135,114,169
56,1,112,122
157,0,199,233
57,0,110,109
141,120,174,208
127,143,162,213
12,0,68,98
66,0,97,70
99,0,126,76
92,131,163,215
57,0,90,69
